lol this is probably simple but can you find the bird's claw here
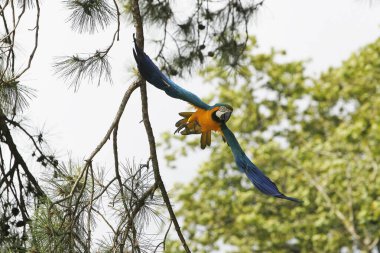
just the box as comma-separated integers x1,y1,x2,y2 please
174,123,188,134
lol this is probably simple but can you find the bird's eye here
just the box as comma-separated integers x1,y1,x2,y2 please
220,106,232,112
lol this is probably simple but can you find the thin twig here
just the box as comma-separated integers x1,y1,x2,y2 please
124,183,158,237
154,220,172,253
92,207,116,233
86,164,96,252
12,0,40,80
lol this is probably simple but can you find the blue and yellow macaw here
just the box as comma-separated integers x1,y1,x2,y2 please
133,39,300,203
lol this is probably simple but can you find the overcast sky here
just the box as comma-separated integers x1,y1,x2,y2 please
21,0,380,191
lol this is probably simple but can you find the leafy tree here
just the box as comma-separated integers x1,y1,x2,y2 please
164,37,380,252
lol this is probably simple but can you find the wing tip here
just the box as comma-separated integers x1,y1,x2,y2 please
277,194,302,204
132,34,157,83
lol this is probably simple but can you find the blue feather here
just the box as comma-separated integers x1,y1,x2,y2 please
221,124,301,203
133,38,211,110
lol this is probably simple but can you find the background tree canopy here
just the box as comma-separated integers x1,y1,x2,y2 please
165,37,380,252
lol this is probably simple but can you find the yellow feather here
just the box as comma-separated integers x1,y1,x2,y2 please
179,112,193,118
206,131,211,146
200,132,207,149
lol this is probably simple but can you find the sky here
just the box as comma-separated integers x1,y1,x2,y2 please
23,0,380,189
11,0,380,249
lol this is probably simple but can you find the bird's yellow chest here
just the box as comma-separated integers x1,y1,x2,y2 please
188,107,221,132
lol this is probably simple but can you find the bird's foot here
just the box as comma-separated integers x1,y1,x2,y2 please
174,122,188,134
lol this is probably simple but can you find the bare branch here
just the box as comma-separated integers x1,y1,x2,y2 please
12,0,40,80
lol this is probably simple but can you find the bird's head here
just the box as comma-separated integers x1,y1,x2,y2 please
212,104,233,123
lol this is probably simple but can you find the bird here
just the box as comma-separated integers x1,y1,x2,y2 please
133,37,301,203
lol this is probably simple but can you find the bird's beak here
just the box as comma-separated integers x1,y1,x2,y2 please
221,111,232,122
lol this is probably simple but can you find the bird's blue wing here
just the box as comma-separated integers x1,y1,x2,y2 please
221,124,301,203
133,39,211,110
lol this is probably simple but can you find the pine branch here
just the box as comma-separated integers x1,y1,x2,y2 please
54,52,112,91
17,0,35,9
64,0,115,34
56,0,120,90
48,80,142,252
0,77,35,116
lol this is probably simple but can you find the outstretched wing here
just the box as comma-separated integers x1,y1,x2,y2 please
221,124,301,203
133,38,211,110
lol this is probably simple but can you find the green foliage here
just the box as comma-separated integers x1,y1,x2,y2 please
30,203,83,253
164,37,380,252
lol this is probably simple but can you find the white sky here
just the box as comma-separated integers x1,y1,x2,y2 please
20,0,380,197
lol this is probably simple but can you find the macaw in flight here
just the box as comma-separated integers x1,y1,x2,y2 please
133,38,301,203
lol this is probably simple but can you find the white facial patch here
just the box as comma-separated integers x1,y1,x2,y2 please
215,110,224,119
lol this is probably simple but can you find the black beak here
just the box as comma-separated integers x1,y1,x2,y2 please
221,111,232,122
